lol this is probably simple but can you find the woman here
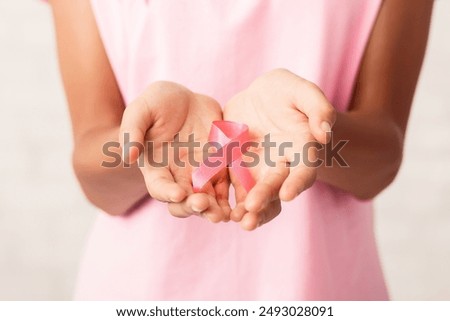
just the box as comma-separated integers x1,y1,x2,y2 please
47,0,433,300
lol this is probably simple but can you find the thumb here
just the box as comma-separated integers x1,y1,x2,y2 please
119,96,155,164
291,79,336,144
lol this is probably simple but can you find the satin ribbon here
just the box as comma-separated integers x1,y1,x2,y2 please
192,121,255,192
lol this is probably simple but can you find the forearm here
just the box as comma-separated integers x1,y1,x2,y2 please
316,110,403,200
314,0,434,200
73,125,149,215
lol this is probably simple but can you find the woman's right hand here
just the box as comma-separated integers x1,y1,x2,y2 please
120,81,231,222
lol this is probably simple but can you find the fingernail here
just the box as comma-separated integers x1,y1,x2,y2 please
320,121,332,133
192,205,203,213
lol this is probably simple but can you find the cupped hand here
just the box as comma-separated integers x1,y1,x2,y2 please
120,81,230,222
223,69,336,230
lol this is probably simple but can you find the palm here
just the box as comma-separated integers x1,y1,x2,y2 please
224,71,321,230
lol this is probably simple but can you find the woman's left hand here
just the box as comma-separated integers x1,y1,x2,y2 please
224,69,336,230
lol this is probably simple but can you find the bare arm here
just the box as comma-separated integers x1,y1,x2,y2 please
49,0,148,215
317,0,434,199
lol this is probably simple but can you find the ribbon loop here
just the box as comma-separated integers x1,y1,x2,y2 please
192,121,255,192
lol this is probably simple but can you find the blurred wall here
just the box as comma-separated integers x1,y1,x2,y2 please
0,1,449,300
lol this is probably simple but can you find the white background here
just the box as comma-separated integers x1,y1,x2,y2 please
0,1,449,300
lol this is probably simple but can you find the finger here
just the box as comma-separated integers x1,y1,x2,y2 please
240,199,282,231
260,199,282,226
291,79,336,144
168,191,226,222
168,170,209,214
167,193,210,218
229,171,249,222
279,144,318,201
169,169,227,222
172,166,227,221
202,191,229,223
214,175,231,222
231,203,247,223
119,96,154,164
279,165,317,201
239,211,260,231
244,163,288,213
142,166,187,203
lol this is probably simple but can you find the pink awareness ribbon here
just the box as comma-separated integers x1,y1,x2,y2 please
192,121,255,192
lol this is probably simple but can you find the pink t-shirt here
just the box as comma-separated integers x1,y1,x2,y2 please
74,0,388,300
